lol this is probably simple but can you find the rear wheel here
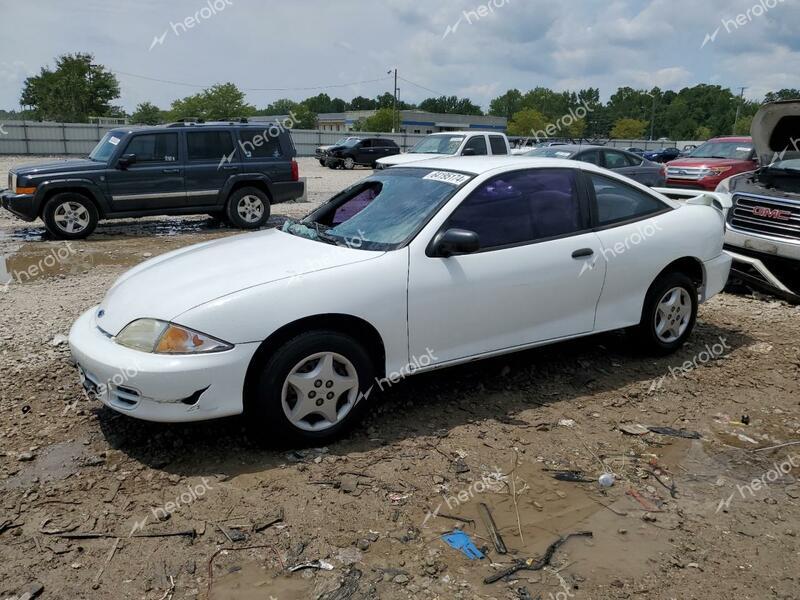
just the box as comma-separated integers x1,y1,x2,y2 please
635,272,698,354
245,331,375,445
225,187,270,229
42,192,98,239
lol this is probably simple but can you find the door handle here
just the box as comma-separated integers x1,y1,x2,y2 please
162,168,180,174
221,165,237,171
572,248,594,258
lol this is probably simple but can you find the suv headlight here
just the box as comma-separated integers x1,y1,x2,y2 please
115,319,233,354
698,166,732,178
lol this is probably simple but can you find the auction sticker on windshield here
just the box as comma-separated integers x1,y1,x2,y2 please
423,171,471,186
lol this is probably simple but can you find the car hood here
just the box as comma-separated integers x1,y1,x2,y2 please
751,100,800,165
96,228,382,335
667,157,751,168
377,153,449,166
12,158,105,178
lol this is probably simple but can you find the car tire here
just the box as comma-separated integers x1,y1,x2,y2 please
634,272,698,354
319,159,326,166
343,157,355,170
42,192,99,240
225,187,270,229
245,330,376,445
327,160,338,169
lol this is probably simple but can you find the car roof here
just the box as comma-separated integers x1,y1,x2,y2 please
529,144,605,153
392,155,609,176
709,136,752,142
428,131,499,136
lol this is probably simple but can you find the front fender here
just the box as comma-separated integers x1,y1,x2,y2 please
34,178,110,216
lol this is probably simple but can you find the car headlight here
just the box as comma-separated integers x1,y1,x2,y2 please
115,319,233,354
698,166,732,178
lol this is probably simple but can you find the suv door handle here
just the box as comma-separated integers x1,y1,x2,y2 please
220,165,237,171
162,168,181,174
572,248,594,258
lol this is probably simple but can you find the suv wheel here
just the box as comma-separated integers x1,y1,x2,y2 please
225,187,270,229
635,272,698,354
246,331,376,445
42,192,98,239
343,157,356,170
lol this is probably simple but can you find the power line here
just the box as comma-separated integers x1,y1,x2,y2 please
397,76,446,97
111,69,393,92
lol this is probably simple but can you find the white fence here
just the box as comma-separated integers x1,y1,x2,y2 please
0,120,704,157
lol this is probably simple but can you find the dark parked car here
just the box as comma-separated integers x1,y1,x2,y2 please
315,136,361,166
325,137,401,169
1,121,303,239
624,147,645,155
524,145,666,186
643,147,681,163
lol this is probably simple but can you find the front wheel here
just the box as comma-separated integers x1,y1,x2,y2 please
245,331,376,445
634,272,698,354
42,193,98,239
225,187,270,229
342,157,355,170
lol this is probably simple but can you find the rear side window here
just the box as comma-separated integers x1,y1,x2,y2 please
578,150,601,165
238,129,284,158
446,169,583,249
489,135,508,155
463,136,488,156
187,131,235,161
360,140,372,148
603,150,629,169
123,133,178,162
590,173,667,226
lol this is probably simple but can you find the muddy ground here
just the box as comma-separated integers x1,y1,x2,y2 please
0,156,799,600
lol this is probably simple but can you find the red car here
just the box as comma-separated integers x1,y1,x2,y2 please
665,136,758,191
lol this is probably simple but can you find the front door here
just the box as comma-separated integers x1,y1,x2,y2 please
106,132,184,212
408,167,606,365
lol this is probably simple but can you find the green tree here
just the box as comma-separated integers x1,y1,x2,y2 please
610,118,647,139
130,102,164,125
256,98,300,116
418,96,482,115
169,83,255,121
20,53,120,122
733,115,753,136
488,89,524,120
289,104,317,129
764,89,800,103
353,108,395,132
348,96,377,110
694,125,712,140
507,109,548,137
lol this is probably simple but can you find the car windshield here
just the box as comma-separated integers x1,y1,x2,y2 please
767,158,800,172
89,132,122,161
523,147,576,158
689,141,753,159
282,168,472,250
339,139,360,148
409,135,465,154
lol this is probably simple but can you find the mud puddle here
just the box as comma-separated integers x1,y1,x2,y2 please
2,439,88,489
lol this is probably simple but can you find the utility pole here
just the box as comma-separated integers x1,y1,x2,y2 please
649,93,657,141
393,68,398,133
733,86,747,135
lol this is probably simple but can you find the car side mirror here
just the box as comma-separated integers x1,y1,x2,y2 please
462,148,477,156
118,154,137,169
430,228,480,257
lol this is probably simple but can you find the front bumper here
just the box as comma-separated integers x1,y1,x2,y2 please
68,307,259,422
723,230,800,302
701,252,732,302
664,179,717,191
0,189,38,221
270,181,305,204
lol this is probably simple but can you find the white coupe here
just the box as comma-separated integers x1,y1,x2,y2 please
69,157,731,443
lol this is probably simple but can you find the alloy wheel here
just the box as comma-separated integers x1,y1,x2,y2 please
654,286,692,343
236,195,265,223
53,201,90,234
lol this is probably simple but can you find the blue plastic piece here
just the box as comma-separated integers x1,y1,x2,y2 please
441,530,485,560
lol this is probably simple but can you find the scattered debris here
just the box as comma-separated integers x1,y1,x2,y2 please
741,414,751,425
754,440,800,453
598,473,616,488
319,568,362,600
288,559,335,573
253,508,284,532
647,469,678,499
441,530,484,560
619,423,649,436
552,471,594,483
92,537,120,589
484,531,593,584
647,426,701,439
558,419,576,428
478,503,507,555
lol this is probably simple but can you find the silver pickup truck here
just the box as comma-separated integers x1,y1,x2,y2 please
655,100,800,303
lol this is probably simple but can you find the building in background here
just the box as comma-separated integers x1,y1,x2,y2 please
317,110,507,133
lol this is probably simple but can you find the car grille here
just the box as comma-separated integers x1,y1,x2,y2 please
666,166,704,180
729,193,800,240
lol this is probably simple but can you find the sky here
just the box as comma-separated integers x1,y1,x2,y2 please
1,0,798,113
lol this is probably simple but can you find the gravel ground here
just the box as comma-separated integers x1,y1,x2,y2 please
0,155,799,600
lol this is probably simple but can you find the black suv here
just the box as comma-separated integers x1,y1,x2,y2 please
325,137,400,170
1,120,304,239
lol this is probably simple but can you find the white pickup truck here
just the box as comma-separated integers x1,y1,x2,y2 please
376,131,511,169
